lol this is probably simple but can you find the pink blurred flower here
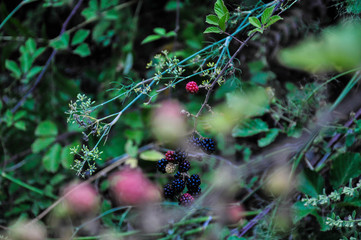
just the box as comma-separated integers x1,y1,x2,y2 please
226,204,244,224
63,182,99,214
110,168,161,205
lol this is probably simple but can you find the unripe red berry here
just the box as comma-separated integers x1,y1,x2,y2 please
186,81,199,94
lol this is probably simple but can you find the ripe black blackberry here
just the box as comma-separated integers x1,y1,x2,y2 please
178,193,194,206
157,159,168,173
200,138,216,154
187,174,201,191
187,135,202,150
188,186,201,198
172,179,185,193
174,171,182,179
178,160,191,172
173,149,188,163
163,183,174,199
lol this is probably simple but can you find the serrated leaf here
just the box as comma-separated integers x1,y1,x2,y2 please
141,35,162,44
153,27,166,36
42,143,62,172
330,153,361,188
261,6,275,25
73,43,91,57
249,17,262,28
35,120,58,136
232,119,269,137
140,150,165,161
265,15,283,28
258,129,279,147
71,29,90,46
204,26,222,34
5,60,22,79
31,137,56,153
206,14,219,26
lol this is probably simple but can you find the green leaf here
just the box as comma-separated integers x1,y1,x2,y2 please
214,0,228,19
206,14,219,26
19,52,32,73
61,144,75,169
35,120,58,137
248,28,263,36
249,17,262,28
258,129,279,147
298,168,324,197
14,110,26,121
292,201,318,223
264,15,283,28
261,6,275,25
330,152,361,188
140,150,165,161
31,137,56,153
50,33,70,50
165,31,176,37
218,14,227,31
14,121,26,131
26,66,42,79
5,60,22,79
204,26,222,34
104,9,119,20
0,100,2,111
73,43,91,57
42,143,62,172
33,47,46,59
153,27,166,36
141,35,162,44
125,140,138,158
25,38,36,54
232,118,269,137
71,29,90,46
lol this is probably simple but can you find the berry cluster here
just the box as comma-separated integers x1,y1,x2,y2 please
187,135,216,154
185,81,199,94
157,135,216,206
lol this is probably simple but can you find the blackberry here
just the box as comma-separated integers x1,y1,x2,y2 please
188,186,201,198
164,184,174,199
173,149,188,163
200,138,216,154
178,193,194,206
165,151,175,162
172,179,185,193
174,171,182,179
187,174,201,191
157,159,168,173
187,135,202,150
178,160,191,172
